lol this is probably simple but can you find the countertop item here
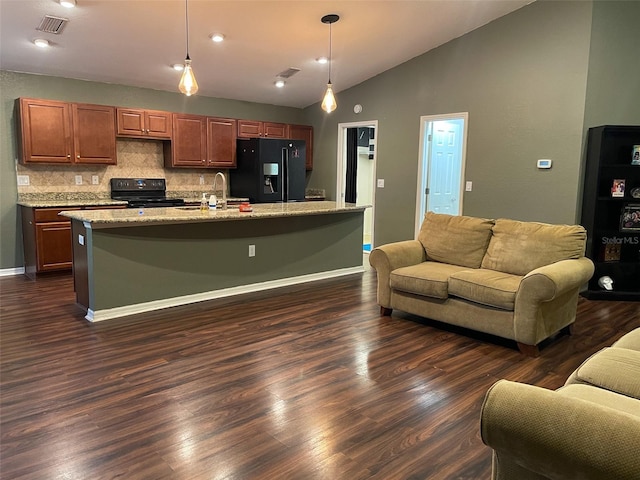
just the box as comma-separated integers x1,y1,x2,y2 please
60,201,367,229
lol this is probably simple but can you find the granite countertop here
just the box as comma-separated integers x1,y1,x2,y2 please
18,198,129,208
60,201,367,229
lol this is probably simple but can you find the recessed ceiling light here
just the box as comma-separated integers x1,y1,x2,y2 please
210,33,225,43
275,79,286,88
59,0,76,8
316,57,328,64
33,38,51,48
172,63,185,71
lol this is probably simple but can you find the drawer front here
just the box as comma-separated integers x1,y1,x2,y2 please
34,207,80,223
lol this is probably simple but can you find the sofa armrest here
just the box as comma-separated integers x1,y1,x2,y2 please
513,257,594,345
521,257,595,301
481,380,640,480
369,240,426,308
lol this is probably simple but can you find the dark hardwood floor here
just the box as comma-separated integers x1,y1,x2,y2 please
1,267,638,479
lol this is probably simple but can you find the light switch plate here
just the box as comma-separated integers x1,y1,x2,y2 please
17,175,30,186
465,181,473,191
92,175,99,185
377,179,385,188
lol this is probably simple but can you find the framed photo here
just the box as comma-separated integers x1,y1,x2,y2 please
632,145,640,166
611,179,625,197
620,204,640,232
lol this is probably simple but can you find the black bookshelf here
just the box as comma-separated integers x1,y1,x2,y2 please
580,125,640,300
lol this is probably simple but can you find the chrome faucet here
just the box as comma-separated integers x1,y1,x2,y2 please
213,172,227,210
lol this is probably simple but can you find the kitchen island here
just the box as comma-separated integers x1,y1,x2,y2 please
61,201,367,321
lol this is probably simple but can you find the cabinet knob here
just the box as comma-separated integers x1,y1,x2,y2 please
77,155,80,159
67,154,71,158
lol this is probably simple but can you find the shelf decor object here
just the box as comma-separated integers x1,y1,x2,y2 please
580,125,640,300
632,145,640,165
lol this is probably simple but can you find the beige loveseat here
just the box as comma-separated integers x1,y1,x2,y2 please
481,328,640,480
369,212,594,355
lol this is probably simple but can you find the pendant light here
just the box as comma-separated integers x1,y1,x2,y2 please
321,14,339,113
178,0,198,96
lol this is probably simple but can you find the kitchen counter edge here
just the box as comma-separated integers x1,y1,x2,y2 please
60,201,368,229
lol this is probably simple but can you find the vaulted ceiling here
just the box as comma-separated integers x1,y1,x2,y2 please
0,0,532,108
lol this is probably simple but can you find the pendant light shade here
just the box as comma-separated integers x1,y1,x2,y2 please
321,14,339,113
178,0,198,96
179,57,198,96
321,82,337,113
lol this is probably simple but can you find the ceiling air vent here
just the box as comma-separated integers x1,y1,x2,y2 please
276,68,301,79
36,15,69,34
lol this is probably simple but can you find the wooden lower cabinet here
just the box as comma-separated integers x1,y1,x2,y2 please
21,205,125,278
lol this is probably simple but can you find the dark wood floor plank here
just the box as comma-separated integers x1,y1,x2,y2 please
1,270,639,479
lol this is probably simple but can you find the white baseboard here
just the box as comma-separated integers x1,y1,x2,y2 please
0,267,25,277
85,265,364,322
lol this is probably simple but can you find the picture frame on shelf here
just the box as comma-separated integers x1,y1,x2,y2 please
620,204,640,232
632,145,640,166
600,242,621,262
611,178,625,197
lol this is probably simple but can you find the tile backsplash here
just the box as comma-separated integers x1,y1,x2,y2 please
16,139,222,198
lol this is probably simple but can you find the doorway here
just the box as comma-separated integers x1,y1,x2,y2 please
337,120,378,253
415,113,468,236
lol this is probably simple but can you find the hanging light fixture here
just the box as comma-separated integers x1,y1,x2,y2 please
321,14,339,113
178,0,198,96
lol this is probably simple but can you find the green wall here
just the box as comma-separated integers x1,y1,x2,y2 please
0,71,306,269
305,0,597,248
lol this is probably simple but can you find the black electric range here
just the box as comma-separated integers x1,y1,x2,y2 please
110,178,185,208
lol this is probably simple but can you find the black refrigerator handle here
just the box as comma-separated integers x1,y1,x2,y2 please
282,147,288,202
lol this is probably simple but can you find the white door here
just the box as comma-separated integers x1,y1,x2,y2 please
415,114,468,236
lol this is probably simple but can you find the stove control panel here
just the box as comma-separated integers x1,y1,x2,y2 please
111,178,166,192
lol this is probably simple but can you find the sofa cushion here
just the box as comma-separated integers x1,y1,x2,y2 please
481,218,587,276
557,384,640,419
390,262,470,299
418,212,494,269
612,329,640,351
448,269,522,310
565,347,640,399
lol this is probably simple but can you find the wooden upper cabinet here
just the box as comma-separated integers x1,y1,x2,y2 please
237,120,287,138
288,124,314,170
72,103,117,164
207,117,237,168
263,122,287,138
117,108,172,139
19,98,73,164
164,113,207,167
19,98,116,165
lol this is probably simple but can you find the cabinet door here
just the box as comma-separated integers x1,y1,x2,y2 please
117,108,145,136
207,117,237,168
72,103,117,164
19,98,73,164
288,124,314,170
263,122,287,138
35,221,73,271
237,120,262,138
168,114,207,167
145,110,172,138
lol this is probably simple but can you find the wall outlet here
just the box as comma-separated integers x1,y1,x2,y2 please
75,175,83,185
17,175,30,186
377,179,385,188
199,175,205,185
92,175,99,185
248,244,255,257
465,181,473,192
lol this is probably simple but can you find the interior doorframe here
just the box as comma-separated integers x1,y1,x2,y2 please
337,120,379,248
414,112,469,237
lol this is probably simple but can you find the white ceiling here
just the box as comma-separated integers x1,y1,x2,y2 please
0,0,532,109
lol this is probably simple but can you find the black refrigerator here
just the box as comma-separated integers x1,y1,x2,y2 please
231,138,306,203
